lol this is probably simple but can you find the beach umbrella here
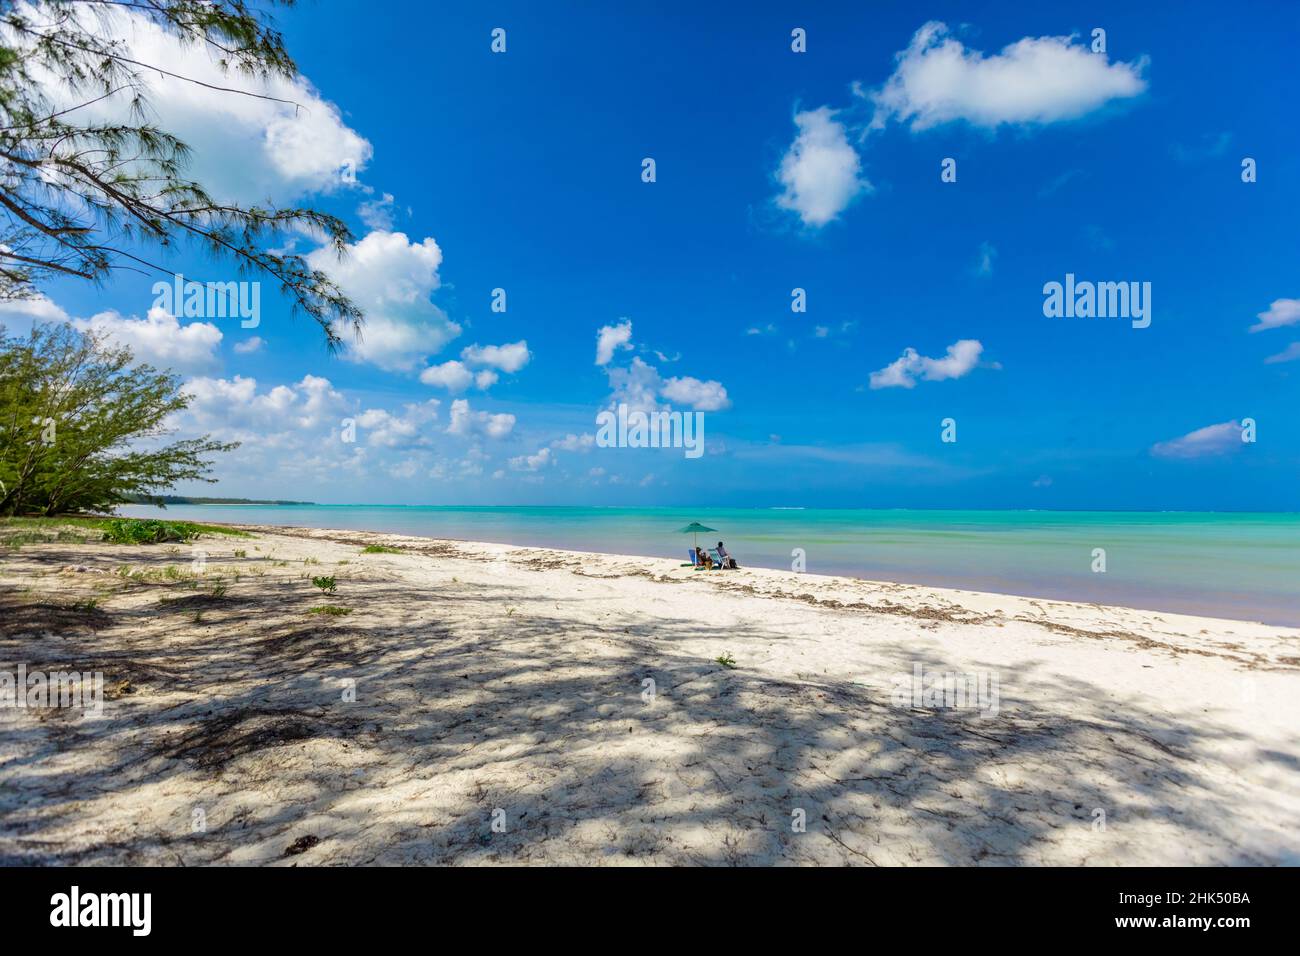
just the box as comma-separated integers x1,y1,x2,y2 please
677,521,717,555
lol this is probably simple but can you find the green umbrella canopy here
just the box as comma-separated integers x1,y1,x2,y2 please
677,522,717,534
677,522,718,555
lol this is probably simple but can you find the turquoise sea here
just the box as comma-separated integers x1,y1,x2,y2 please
118,505,1300,626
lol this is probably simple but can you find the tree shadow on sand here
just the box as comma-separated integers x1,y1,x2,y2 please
2,541,1297,866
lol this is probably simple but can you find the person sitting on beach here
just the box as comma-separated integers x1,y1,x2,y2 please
698,548,713,569
716,541,737,569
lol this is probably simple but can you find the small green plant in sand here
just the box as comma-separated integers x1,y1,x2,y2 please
311,575,337,594
114,564,210,587
210,582,228,598
233,550,247,558
360,544,402,554
715,653,737,669
307,605,351,616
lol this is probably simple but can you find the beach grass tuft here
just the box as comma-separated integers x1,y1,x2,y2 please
0,516,247,547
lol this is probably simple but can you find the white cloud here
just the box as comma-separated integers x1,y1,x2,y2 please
974,241,997,276
420,358,511,392
160,371,528,496
445,398,515,439
182,373,348,434
233,336,264,355
594,321,732,415
660,375,731,411
310,231,460,371
356,400,440,448
461,340,530,373
775,107,870,227
595,320,634,365
603,352,732,414
508,448,554,472
358,193,397,231
74,306,222,373
0,296,225,374
1264,342,1300,364
388,459,420,480
25,7,373,205
173,372,459,488
1249,298,1300,333
605,356,665,413
551,433,596,452
419,360,474,392
1151,421,1244,459
420,351,515,391
869,339,985,389
869,22,1147,130
0,295,69,324
455,446,489,478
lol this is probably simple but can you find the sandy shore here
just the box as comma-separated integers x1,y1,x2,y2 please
2,522,1298,865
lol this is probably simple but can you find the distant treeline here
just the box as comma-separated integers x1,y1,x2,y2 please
125,495,316,506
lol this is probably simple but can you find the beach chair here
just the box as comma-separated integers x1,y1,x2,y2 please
708,548,727,570
683,548,701,568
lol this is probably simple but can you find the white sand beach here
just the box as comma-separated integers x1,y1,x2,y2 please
2,523,1298,866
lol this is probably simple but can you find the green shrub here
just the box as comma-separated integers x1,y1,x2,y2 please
311,575,337,594
101,518,205,544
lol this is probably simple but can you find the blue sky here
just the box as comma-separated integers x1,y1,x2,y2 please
7,1,1299,509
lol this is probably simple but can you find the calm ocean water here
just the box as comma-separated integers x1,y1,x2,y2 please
118,505,1300,626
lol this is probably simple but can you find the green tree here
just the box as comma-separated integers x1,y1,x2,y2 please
0,0,361,348
0,322,234,515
